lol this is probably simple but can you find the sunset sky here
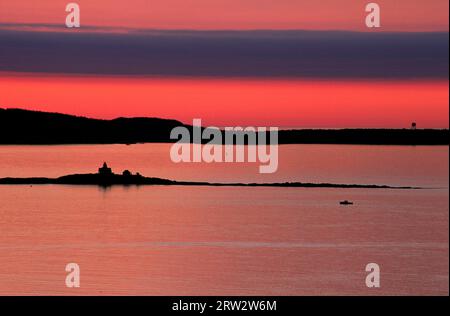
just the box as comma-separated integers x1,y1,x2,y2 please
0,0,448,128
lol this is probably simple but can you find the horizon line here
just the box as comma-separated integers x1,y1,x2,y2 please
1,107,449,131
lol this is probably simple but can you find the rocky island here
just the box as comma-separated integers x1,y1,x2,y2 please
0,162,420,189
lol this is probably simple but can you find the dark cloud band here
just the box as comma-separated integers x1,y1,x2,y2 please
0,27,448,79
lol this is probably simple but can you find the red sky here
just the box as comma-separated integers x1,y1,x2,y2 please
0,75,448,128
0,1,448,128
0,0,448,31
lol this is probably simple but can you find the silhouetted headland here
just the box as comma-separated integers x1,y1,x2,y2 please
1,108,448,145
0,162,420,189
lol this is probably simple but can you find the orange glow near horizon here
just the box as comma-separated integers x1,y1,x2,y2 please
0,74,448,129
0,0,448,32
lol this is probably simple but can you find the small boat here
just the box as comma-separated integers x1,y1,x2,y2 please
340,200,354,205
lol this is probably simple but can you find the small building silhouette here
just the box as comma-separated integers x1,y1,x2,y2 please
98,162,112,175
122,170,131,176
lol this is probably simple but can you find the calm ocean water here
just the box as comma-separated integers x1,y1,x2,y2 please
0,144,448,295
